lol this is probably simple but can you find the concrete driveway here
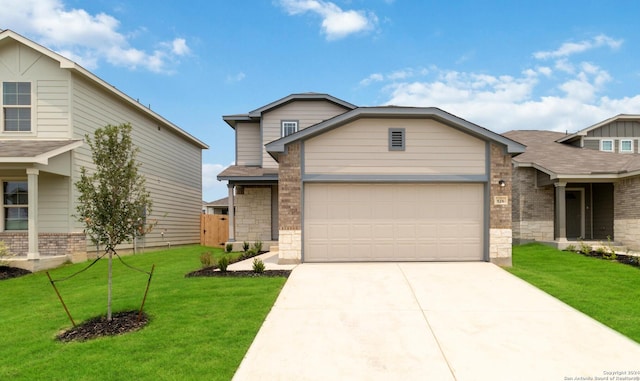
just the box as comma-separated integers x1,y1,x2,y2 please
232,262,640,380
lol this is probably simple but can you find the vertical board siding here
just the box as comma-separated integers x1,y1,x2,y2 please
587,121,640,137
304,118,486,175
261,100,350,168
236,122,261,165
71,74,203,249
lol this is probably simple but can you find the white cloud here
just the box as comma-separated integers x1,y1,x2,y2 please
0,0,189,73
278,0,377,40
533,34,622,60
226,72,246,83
202,163,228,202
359,67,429,87
373,35,637,133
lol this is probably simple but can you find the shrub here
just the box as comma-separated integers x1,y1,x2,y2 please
0,240,13,265
578,240,592,255
252,258,265,273
252,240,263,253
200,252,213,268
225,243,233,253
564,244,577,252
217,256,230,272
242,241,250,253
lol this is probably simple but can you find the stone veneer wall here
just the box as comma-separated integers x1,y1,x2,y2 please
234,186,272,241
278,141,302,263
511,166,554,243
614,176,640,250
489,143,514,265
0,232,86,258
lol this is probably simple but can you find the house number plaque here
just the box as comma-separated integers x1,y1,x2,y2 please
494,196,508,205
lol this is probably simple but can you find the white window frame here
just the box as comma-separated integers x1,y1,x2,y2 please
281,120,298,137
619,139,634,153
1,179,28,232
2,81,33,133
600,139,614,152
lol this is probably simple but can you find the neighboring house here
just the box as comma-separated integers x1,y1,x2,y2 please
218,93,525,265
203,197,229,215
505,114,640,250
0,30,208,270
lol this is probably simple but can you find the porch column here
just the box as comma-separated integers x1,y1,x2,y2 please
26,168,39,259
227,184,235,242
555,182,567,242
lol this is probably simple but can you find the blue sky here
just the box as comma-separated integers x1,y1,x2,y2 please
2,0,640,201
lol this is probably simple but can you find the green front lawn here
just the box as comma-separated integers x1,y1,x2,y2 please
508,243,640,343
0,245,287,380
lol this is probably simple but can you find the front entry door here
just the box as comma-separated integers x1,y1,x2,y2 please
566,189,583,239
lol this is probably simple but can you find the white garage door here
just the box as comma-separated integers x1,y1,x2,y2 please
304,183,484,262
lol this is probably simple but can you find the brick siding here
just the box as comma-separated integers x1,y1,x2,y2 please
0,232,86,257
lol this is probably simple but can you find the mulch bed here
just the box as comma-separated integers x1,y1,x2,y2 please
185,267,291,278
575,251,640,268
57,311,149,342
0,265,32,281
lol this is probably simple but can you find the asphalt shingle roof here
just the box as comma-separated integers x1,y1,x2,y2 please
503,130,640,176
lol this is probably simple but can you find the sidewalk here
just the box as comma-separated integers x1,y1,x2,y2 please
227,251,298,271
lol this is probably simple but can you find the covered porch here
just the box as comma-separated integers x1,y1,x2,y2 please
0,140,86,271
217,166,279,250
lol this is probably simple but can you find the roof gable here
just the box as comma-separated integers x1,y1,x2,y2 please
223,93,356,128
556,114,640,144
266,106,526,155
0,29,208,149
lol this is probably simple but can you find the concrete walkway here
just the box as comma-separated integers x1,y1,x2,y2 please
232,262,640,380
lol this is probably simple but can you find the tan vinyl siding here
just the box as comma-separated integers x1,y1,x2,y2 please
36,80,71,138
262,100,350,168
583,139,600,151
236,122,261,166
70,73,202,249
304,118,486,175
38,173,71,233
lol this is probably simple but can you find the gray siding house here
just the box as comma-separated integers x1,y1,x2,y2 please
0,30,208,270
505,115,640,250
219,93,525,265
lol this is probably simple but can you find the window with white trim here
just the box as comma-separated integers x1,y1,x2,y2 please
281,121,298,137
3,181,28,231
2,82,31,132
620,139,634,153
600,139,613,152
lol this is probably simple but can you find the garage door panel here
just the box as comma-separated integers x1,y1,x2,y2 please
304,183,484,262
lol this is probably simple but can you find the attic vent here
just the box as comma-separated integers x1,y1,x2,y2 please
389,128,405,151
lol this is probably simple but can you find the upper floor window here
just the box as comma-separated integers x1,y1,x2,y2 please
281,121,298,137
3,181,28,231
2,82,31,132
600,139,613,152
620,139,634,153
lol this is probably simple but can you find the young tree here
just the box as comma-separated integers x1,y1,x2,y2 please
75,123,152,320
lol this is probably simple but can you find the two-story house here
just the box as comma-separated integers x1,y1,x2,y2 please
219,93,525,265
505,115,640,250
0,30,208,271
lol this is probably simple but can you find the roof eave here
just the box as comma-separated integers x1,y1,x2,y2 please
0,29,208,150
266,107,526,154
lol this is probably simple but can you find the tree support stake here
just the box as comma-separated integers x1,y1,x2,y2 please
46,271,76,327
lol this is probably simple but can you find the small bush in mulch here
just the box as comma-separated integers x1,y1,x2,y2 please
57,311,149,342
185,268,291,278
185,250,285,278
571,250,640,269
0,265,32,281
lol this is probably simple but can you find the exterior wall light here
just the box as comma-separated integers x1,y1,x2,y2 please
498,180,506,187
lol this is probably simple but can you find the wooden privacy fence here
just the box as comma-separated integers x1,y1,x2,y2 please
200,214,229,247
